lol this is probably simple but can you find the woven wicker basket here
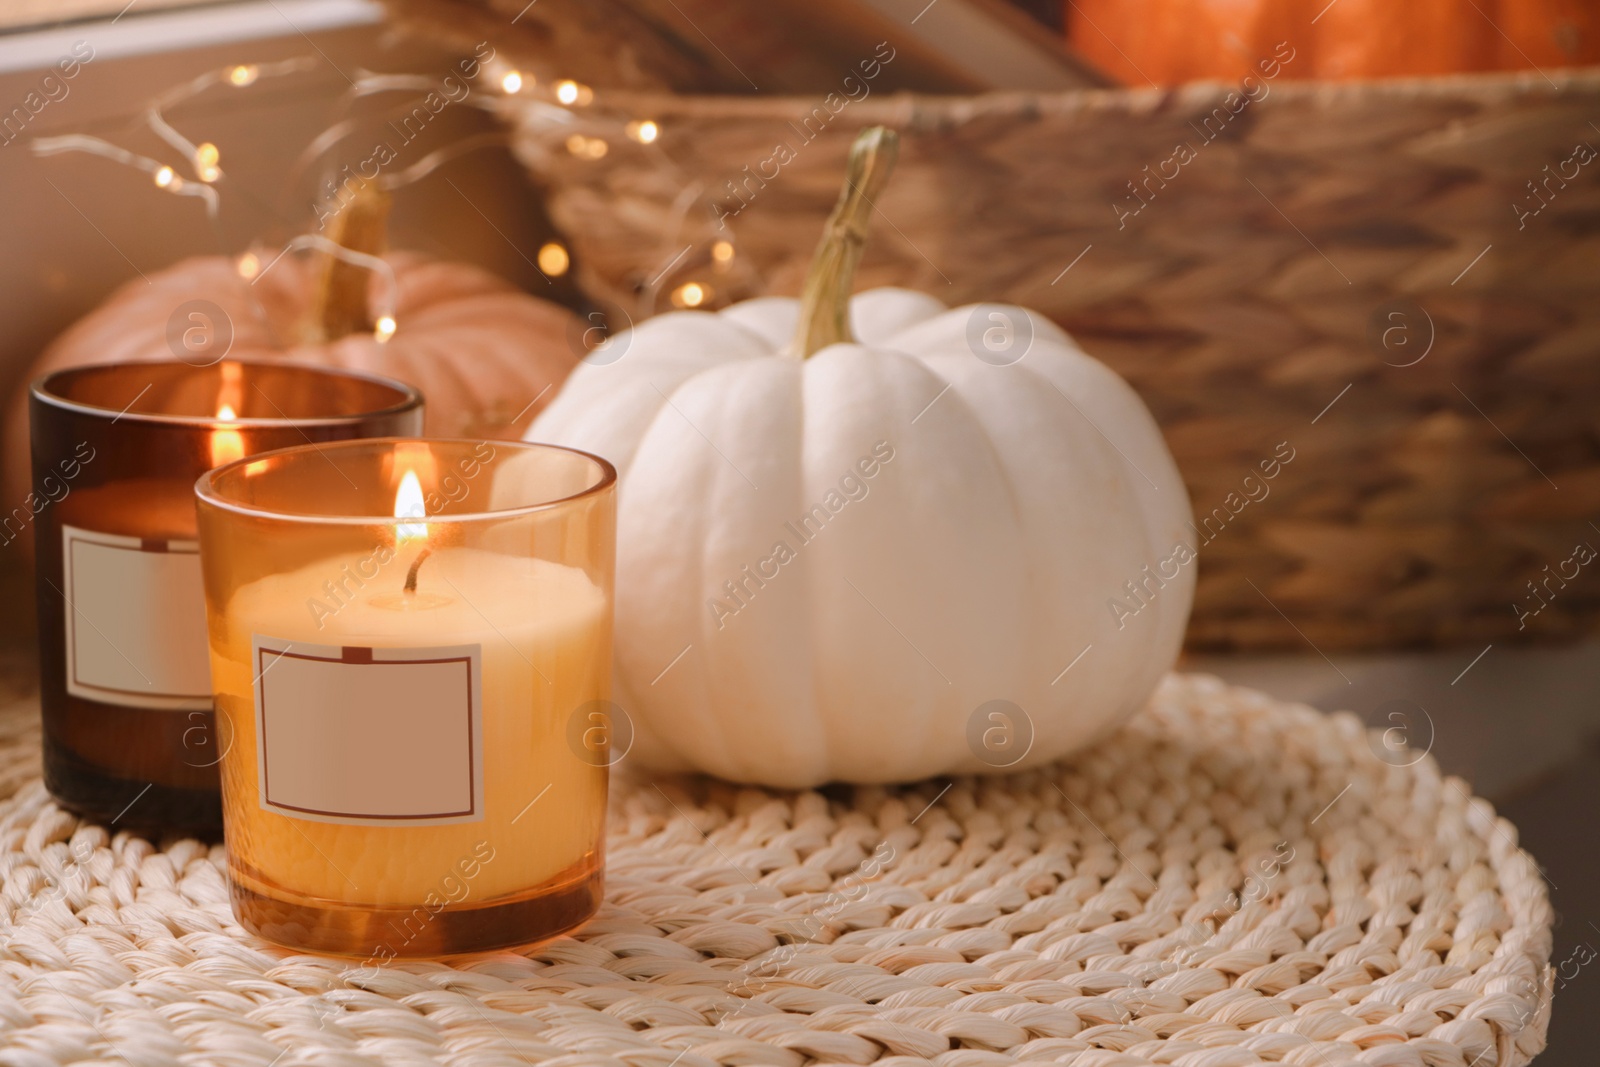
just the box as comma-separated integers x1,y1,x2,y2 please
501,68,1600,653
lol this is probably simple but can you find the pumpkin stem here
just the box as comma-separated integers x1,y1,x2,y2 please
306,182,392,343
788,126,899,359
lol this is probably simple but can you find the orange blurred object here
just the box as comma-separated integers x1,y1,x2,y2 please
1498,0,1600,69
1064,0,1600,85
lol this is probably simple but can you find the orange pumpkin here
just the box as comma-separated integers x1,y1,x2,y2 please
1313,0,1497,80
1063,0,1303,86
3,187,581,556
1496,0,1600,69
1066,0,1599,85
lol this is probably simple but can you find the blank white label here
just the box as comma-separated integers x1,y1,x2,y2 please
62,525,212,711
253,638,484,826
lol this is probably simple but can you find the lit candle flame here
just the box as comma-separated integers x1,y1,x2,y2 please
211,403,244,467
394,470,428,543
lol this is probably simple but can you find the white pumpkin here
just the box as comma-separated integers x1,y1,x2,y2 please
528,129,1194,787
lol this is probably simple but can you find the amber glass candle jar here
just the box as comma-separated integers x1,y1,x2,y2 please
30,361,423,834
194,438,615,957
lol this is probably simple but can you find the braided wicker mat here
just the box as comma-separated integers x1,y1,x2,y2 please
0,674,1553,1067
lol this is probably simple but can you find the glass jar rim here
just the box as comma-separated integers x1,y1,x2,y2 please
32,359,424,429
195,437,617,525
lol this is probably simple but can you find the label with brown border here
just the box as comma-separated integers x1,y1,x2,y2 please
252,637,484,826
62,525,211,711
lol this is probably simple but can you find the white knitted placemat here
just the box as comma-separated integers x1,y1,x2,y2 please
0,674,1553,1067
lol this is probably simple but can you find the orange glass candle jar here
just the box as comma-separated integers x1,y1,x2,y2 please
29,361,422,834
194,438,615,957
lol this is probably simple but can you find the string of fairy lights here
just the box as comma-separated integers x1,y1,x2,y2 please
31,50,742,344
477,56,753,315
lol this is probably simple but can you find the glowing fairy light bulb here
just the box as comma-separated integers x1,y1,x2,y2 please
565,134,608,159
671,281,709,308
626,120,659,144
154,166,175,188
712,240,734,264
501,70,523,93
555,79,590,105
236,252,260,280
196,142,221,182
374,315,397,343
537,242,569,276
228,65,259,87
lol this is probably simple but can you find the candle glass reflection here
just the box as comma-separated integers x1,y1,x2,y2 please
194,438,615,956
30,361,423,834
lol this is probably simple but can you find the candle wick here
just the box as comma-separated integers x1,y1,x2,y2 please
404,547,432,595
